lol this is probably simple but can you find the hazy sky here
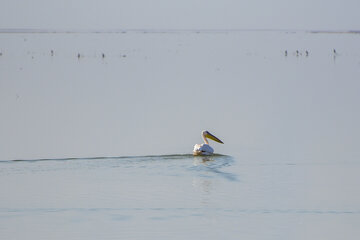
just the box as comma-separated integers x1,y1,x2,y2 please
1,0,360,30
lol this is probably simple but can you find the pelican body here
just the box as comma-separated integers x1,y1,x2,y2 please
193,130,224,156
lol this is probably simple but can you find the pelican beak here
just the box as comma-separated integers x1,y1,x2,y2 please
205,132,224,144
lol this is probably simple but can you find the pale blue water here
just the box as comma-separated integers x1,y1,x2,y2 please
1,154,359,239
1,30,360,239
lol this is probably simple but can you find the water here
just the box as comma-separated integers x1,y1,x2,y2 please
1,30,360,239
1,155,359,239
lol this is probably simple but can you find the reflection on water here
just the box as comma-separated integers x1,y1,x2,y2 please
191,155,237,205
192,177,213,205
192,155,238,181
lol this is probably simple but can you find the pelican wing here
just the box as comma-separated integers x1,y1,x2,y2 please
193,144,214,156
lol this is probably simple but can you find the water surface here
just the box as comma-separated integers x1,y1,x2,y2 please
1,30,360,239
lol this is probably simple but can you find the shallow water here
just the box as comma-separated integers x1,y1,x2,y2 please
1,154,360,239
1,30,360,239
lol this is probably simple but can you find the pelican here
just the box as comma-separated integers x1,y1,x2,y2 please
193,130,224,156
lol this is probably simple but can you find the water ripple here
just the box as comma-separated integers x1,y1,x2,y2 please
190,155,238,181
0,154,238,181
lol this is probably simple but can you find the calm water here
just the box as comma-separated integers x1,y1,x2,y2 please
1,30,360,239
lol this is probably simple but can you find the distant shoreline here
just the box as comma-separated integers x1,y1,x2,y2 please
0,28,359,34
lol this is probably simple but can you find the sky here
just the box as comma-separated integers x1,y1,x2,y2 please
1,0,360,30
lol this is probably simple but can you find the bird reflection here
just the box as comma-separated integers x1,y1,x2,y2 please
192,177,213,205
191,155,238,205
193,156,214,166
192,155,238,182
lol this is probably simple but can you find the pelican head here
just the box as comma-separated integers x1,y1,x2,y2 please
193,130,224,155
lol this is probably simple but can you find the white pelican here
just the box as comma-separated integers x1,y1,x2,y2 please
193,130,224,156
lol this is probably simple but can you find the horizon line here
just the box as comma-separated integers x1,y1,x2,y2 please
0,28,359,34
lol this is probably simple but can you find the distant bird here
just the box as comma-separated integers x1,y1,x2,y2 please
77,53,81,58
102,53,105,58
285,50,288,56
193,130,224,156
296,50,299,56
51,50,54,56
305,50,309,56
333,49,338,61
